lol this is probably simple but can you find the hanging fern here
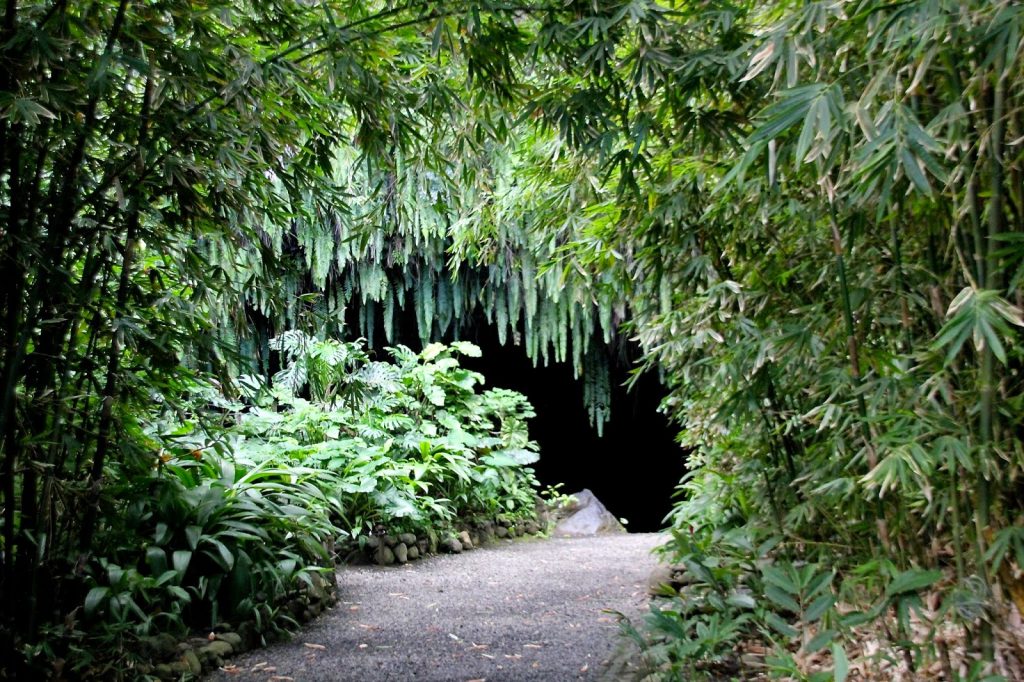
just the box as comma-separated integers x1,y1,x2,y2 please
206,113,628,433
496,291,508,346
436,276,453,334
383,287,396,343
582,346,611,436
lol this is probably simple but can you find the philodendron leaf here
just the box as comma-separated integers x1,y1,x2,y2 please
425,385,446,406
421,342,446,361
497,448,539,465
450,341,482,357
482,453,519,468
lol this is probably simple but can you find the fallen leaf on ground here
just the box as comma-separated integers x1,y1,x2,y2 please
580,664,589,673
251,662,268,671
303,642,326,650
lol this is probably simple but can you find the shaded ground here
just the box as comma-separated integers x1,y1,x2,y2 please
208,534,664,682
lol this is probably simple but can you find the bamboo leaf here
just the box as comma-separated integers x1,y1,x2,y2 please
804,628,836,652
764,611,799,638
885,569,941,597
899,148,931,195
804,593,835,623
764,584,801,613
832,644,849,682
741,40,776,83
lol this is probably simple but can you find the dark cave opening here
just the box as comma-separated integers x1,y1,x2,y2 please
349,304,686,532
458,328,686,533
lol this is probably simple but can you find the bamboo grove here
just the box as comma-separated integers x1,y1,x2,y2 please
1,0,1023,677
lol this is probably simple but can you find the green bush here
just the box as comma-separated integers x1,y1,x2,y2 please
227,335,542,537
22,335,541,678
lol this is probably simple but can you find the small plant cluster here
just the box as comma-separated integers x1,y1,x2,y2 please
24,336,541,679
540,483,579,513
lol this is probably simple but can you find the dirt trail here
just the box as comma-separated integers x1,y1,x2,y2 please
207,534,664,682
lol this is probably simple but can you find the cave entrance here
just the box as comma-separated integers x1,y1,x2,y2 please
345,303,685,532
458,327,684,533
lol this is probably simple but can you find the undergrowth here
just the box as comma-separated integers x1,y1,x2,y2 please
14,337,541,678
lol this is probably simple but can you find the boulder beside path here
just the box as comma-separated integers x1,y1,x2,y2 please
553,489,627,537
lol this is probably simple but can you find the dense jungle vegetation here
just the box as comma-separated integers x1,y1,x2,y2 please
1,0,1022,679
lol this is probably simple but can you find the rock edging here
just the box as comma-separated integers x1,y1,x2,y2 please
357,516,546,566
137,569,338,679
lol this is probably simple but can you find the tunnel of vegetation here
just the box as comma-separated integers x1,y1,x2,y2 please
2,0,1023,679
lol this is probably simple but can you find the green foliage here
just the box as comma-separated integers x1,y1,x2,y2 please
220,334,541,537
524,0,1024,675
25,442,343,677
621,529,762,679
13,336,541,676
102,454,338,616
0,1,556,674
229,336,542,526
4,0,1024,677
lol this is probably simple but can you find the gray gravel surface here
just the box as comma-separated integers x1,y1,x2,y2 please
208,534,665,682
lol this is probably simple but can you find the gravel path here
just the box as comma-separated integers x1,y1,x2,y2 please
208,534,665,682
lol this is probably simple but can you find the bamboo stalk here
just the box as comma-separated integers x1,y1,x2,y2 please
889,205,914,354
79,69,154,554
8,0,130,617
78,220,139,554
828,202,892,555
